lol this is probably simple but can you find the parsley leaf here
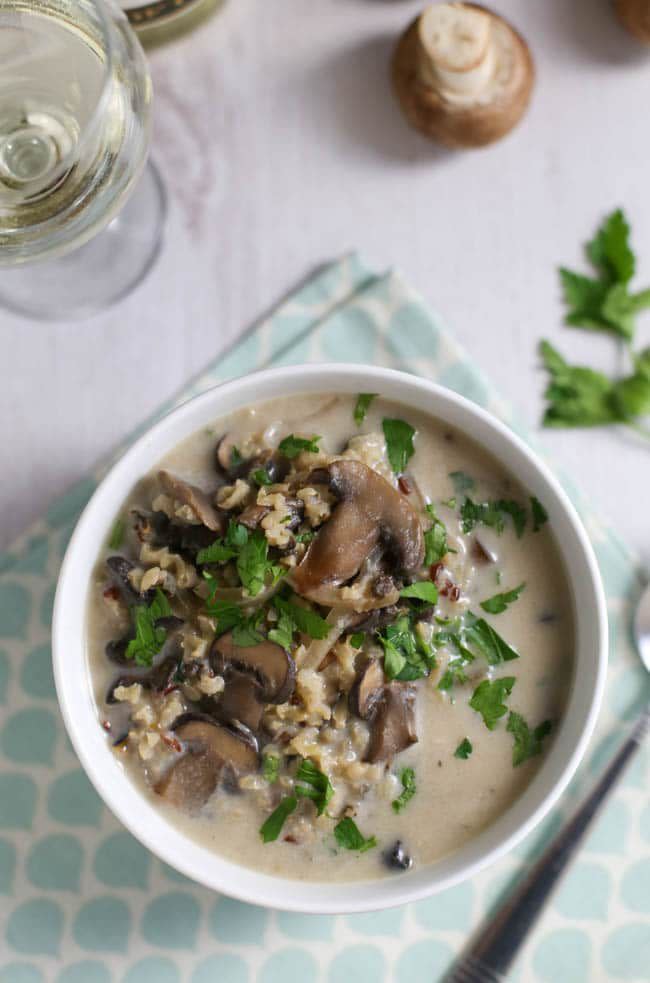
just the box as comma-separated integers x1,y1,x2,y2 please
531,496,548,531
278,434,321,458
539,340,622,427
334,817,377,853
107,517,125,550
454,737,473,759
586,208,635,285
610,372,650,420
449,470,475,494
267,608,294,651
230,446,243,468
125,589,172,667
251,468,272,487
237,529,281,597
424,504,449,565
294,530,314,544
470,677,516,730
382,418,416,475
262,754,280,783
392,767,416,813
354,393,377,426
349,632,364,649
378,615,434,682
437,656,473,692
480,583,526,615
196,539,239,565
295,759,334,816
273,594,330,640
204,596,264,645
400,581,438,603
463,613,519,664
507,711,553,766
260,795,297,842
460,497,526,537
496,500,527,538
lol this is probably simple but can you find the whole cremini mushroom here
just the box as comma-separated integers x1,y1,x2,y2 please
615,0,650,42
291,459,424,600
392,2,534,148
210,632,296,705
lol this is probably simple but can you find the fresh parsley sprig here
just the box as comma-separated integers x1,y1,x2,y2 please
454,738,473,760
354,393,377,426
507,711,552,766
278,434,321,458
294,759,334,816
480,583,525,615
540,209,650,439
469,677,516,730
382,417,416,475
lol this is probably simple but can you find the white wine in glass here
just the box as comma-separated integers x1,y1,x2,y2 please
0,0,165,318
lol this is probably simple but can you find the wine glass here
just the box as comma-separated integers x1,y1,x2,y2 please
0,0,165,319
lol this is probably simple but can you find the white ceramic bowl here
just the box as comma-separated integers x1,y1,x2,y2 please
53,364,607,913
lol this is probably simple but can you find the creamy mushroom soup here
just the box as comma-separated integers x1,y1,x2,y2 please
87,393,574,881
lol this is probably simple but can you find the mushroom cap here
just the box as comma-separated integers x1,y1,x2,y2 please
158,471,223,532
365,683,418,763
392,6,534,148
210,633,296,704
292,459,424,598
615,0,650,42
155,716,258,811
218,671,265,732
106,648,183,703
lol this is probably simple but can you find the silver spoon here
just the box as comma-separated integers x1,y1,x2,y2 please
444,581,650,983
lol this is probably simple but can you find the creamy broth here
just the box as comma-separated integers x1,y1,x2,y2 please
87,393,574,882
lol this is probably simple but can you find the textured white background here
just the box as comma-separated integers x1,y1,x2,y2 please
1,0,649,564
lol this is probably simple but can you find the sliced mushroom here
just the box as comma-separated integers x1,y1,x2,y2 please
155,716,258,811
210,633,296,704
347,604,403,636
392,3,534,148
291,460,424,599
349,659,386,718
133,509,217,559
365,684,418,763
237,503,271,530
218,671,265,732
106,649,183,703
158,471,223,532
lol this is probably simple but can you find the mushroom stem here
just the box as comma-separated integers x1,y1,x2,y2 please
417,2,496,99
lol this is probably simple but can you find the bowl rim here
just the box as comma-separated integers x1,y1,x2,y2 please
53,363,608,913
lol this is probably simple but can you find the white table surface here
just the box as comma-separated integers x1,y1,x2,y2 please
1,0,649,567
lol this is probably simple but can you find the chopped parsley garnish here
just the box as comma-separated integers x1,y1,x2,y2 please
354,393,377,426
230,446,244,468
107,517,125,550
267,607,294,650
125,589,172,666
349,632,364,649
449,470,475,494
262,754,280,783
392,767,416,813
480,583,526,615
400,581,438,603
437,655,473,691
294,530,314,544
295,759,333,816
260,795,297,842
423,504,449,565
272,594,330,641
237,529,283,596
334,817,377,853
196,539,239,565
460,497,527,538
278,434,321,458
463,613,519,664
454,738,473,759
531,496,548,532
382,417,416,475
251,468,272,487
507,712,553,766
470,677,516,730
378,615,435,681
203,596,264,646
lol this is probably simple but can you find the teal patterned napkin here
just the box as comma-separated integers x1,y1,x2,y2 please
0,255,648,983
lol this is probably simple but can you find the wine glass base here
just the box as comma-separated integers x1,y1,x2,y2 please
0,160,166,321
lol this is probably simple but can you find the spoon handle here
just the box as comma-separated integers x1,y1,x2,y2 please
444,704,650,983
